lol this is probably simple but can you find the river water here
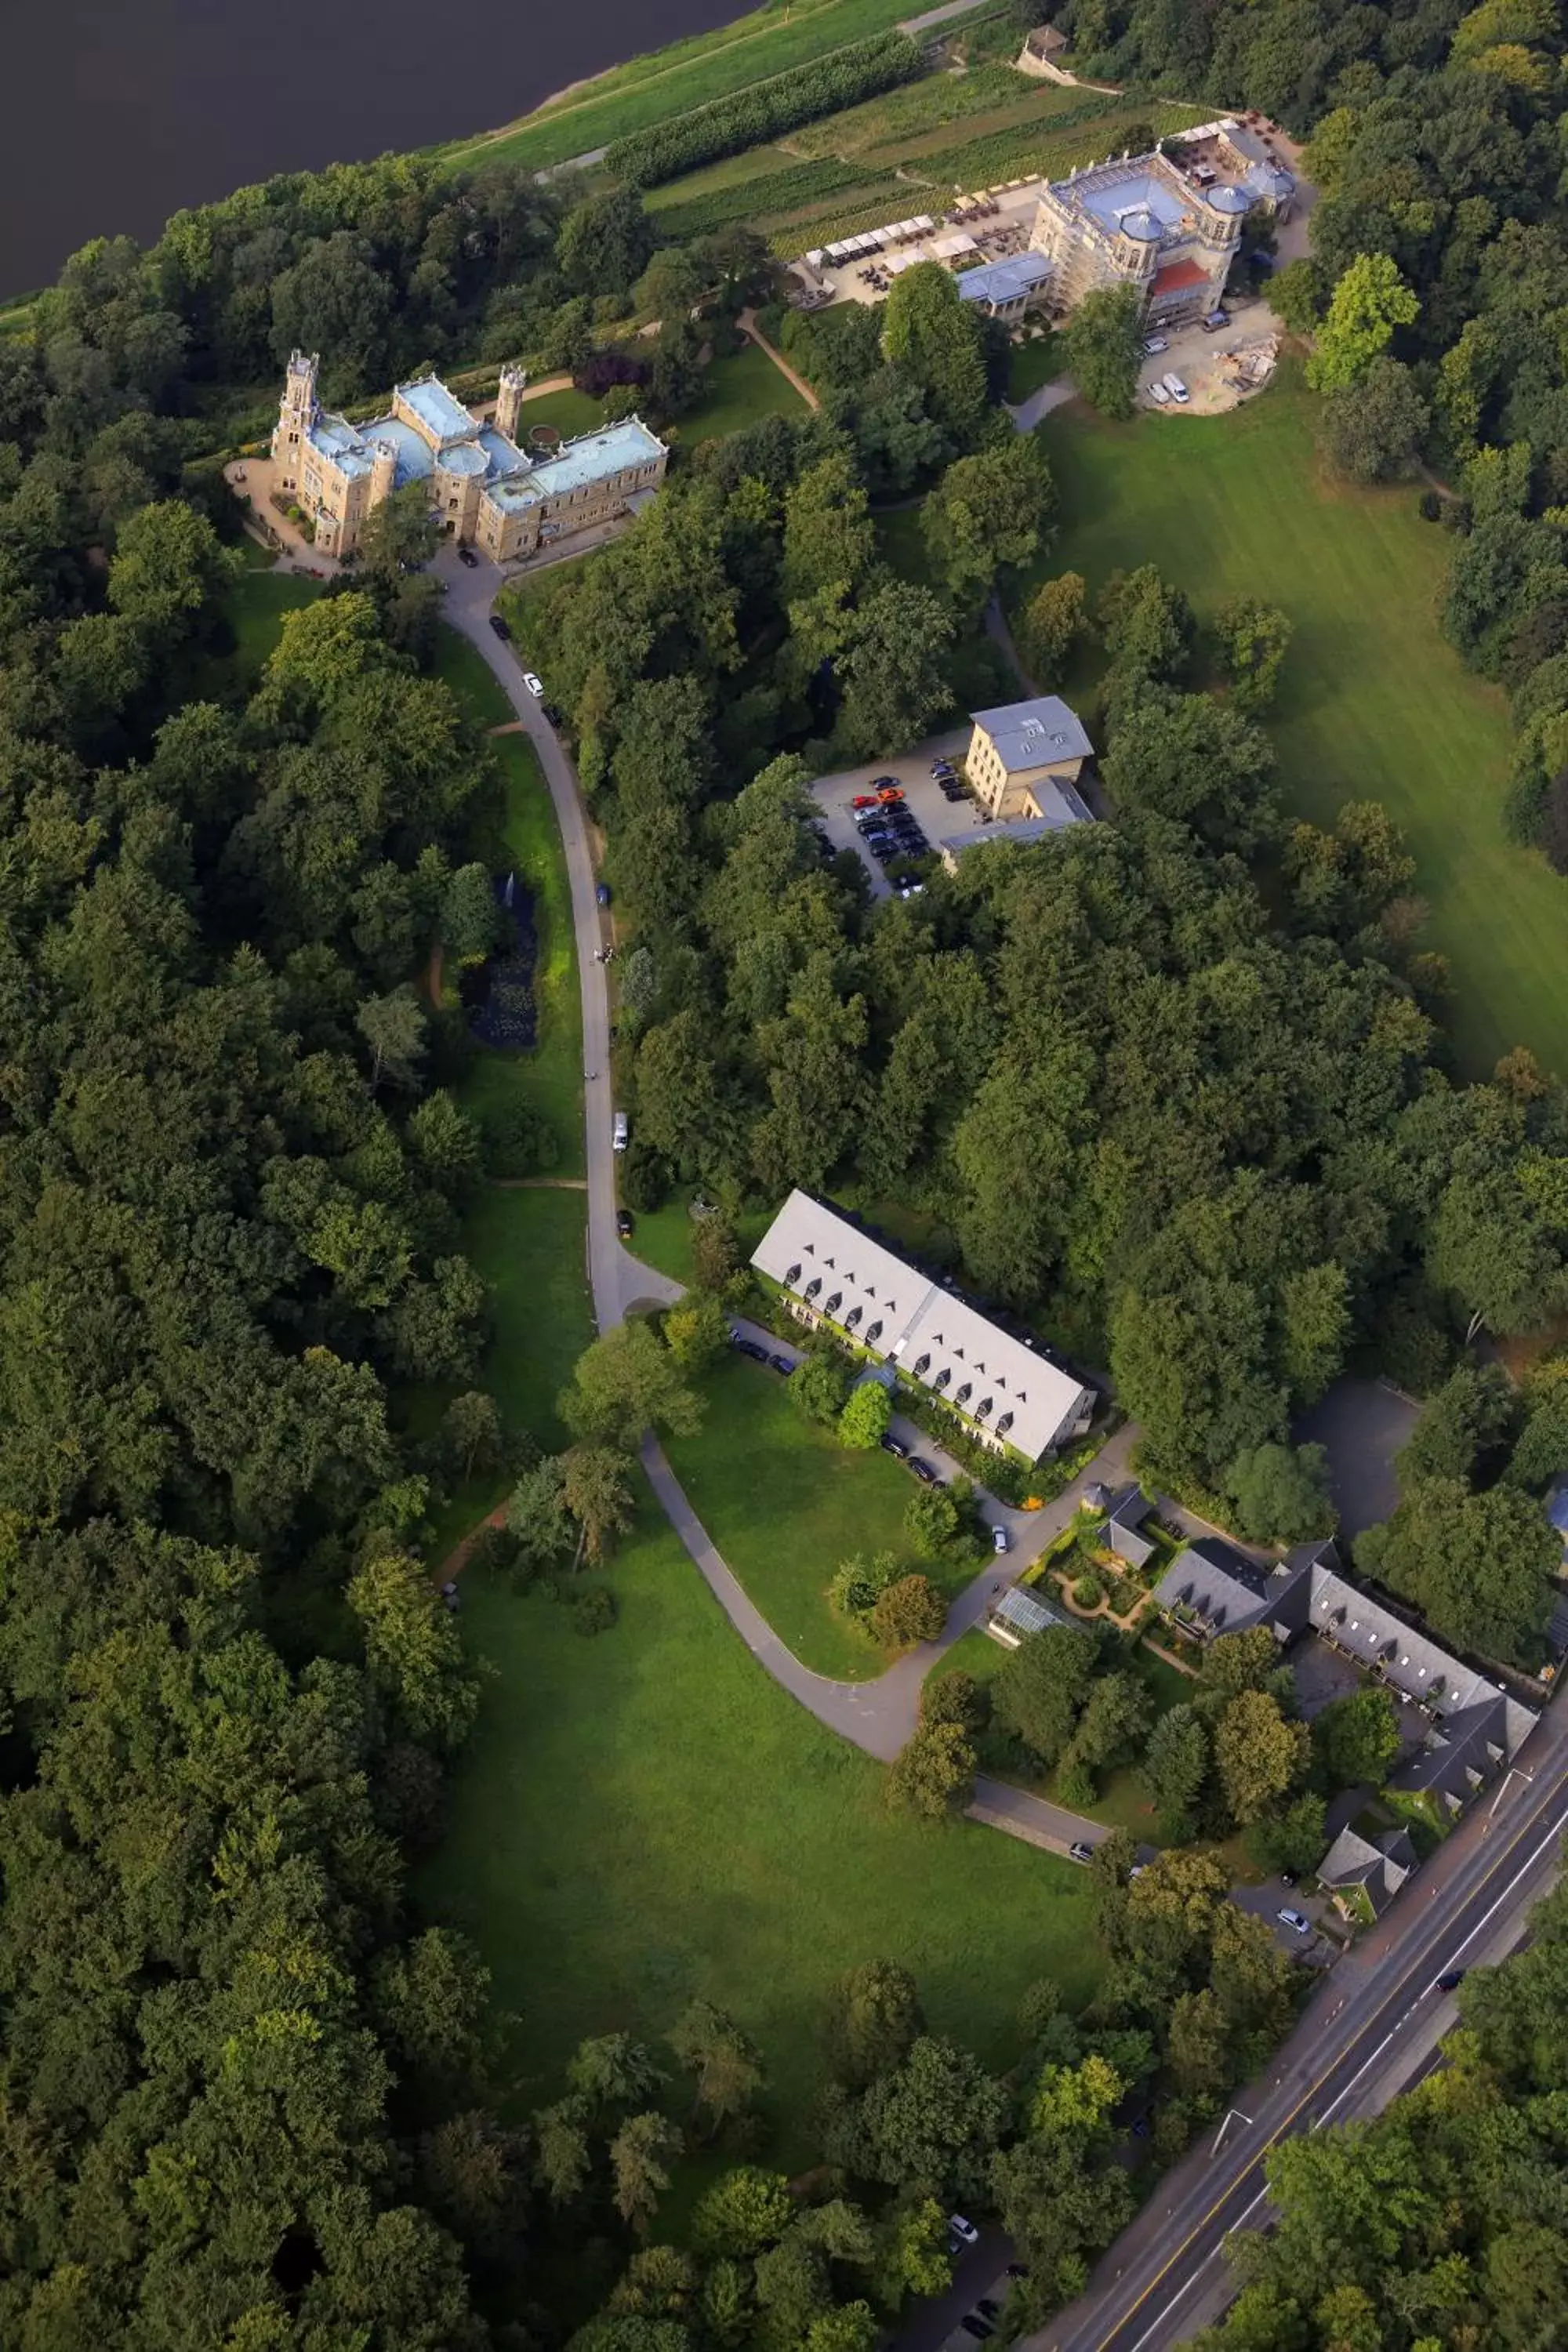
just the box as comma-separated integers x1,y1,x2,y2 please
5,0,746,294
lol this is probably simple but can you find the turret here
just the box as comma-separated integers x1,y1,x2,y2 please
368,437,398,511
272,349,320,482
495,362,528,443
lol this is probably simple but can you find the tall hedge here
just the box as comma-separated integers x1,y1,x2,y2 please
607,33,924,188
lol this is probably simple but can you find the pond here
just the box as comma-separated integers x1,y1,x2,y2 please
463,873,538,1051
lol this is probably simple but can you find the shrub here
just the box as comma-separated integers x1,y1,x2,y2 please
621,1142,672,1211
1072,1571,1104,1610
870,1573,949,1650
829,1551,900,1621
572,1584,617,1636
465,1522,520,1580
606,33,923,186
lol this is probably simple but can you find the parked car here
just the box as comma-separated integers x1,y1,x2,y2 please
728,1330,768,1363
521,670,544,697
931,760,956,778
1149,380,1171,406
876,785,905,804
880,1434,908,1458
1143,334,1169,354
851,793,879,809
1438,1969,1467,1991
1069,1841,1095,1864
488,613,510,639
948,2216,980,2249
870,774,901,790
596,882,612,906
542,702,564,727
457,545,480,568
1005,2264,1028,2280
992,1525,1009,1554
615,1208,634,1238
908,1457,938,1484
1277,1907,1312,1936
612,1110,628,1152
960,2321,993,2342
1162,371,1190,403
768,1353,793,1374
1201,307,1229,332
978,2300,1000,2320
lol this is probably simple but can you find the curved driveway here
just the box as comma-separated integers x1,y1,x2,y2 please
439,550,1118,1848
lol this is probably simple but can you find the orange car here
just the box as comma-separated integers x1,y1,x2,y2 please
877,786,905,804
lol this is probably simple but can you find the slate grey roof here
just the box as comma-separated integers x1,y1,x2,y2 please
1316,1824,1417,1918
971,695,1093,773
1104,1483,1156,1569
1152,1534,1540,1803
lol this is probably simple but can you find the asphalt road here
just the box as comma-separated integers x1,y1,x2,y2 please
1034,1721,1568,2352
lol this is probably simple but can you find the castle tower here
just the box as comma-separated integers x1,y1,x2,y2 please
495,362,528,443
368,437,398,513
271,348,320,488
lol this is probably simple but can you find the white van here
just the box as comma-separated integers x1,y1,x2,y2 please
612,1111,628,1152
1149,380,1171,406
1162,372,1190,404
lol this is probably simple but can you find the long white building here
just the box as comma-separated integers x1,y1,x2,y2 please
752,1190,1094,1464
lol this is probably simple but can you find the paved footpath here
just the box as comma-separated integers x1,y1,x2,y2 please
438,544,1124,1853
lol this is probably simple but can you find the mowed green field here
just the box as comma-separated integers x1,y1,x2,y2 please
1027,371,1565,1079
422,1497,1098,2149
663,1355,941,1677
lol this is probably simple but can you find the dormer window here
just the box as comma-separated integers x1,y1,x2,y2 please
955,1383,972,1406
786,1265,802,1286
825,1292,842,1317
866,1320,883,1345
805,1278,822,1299
845,1305,862,1330
934,1367,951,1391
913,1353,931,1377
975,1398,993,1420
996,1411,1012,1435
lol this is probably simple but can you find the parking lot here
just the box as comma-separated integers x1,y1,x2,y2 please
1136,301,1281,417
810,730,987,894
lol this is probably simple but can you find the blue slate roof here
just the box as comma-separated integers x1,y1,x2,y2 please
956,251,1054,307
397,375,475,445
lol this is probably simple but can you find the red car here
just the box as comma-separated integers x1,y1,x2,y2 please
851,793,879,809
877,786,905,804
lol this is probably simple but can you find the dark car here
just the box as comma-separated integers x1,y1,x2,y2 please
488,613,510,639
596,882,612,907
1438,1969,1467,1990
441,1580,460,1613
729,1331,768,1363
615,1208,634,1239
543,702,564,727
768,1353,793,1374
456,545,480,568
869,774,902,790
907,1457,937,1483
960,2321,993,2342
1069,1840,1094,1864
1006,2265,1028,2280
880,1434,908,1459
978,2300,1000,2320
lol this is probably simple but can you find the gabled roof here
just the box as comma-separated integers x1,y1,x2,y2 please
1105,1483,1156,1568
1317,1824,1417,1917
1153,1537,1300,1637
970,695,1092,773
751,1189,1090,1460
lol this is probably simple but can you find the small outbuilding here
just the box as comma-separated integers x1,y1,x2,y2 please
986,1583,1075,1647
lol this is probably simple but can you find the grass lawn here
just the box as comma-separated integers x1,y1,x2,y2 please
463,731,585,1179
1027,368,1565,1080
1005,331,1061,403
203,568,320,699
662,1354,956,1677
623,1195,771,1288
419,1490,1099,2151
431,623,516,729
438,0,946,176
514,387,608,443
686,341,809,443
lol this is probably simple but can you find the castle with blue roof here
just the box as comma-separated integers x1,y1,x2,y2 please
270,353,667,564
1018,121,1294,329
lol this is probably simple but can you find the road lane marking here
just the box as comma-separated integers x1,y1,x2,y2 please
1090,1796,1568,2352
